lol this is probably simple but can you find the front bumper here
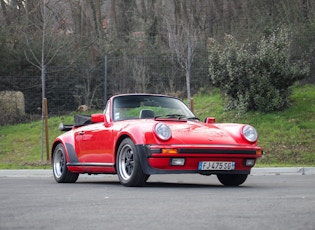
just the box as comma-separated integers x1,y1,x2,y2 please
135,144,262,175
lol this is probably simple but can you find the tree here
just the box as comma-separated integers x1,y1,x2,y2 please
164,0,199,108
19,0,77,160
1,0,315,119
208,28,310,113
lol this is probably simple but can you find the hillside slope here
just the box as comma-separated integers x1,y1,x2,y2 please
0,84,314,168
194,84,315,166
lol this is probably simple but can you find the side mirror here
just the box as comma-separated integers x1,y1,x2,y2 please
91,113,105,123
205,117,216,124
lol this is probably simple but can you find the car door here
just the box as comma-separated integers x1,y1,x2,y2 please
76,123,113,164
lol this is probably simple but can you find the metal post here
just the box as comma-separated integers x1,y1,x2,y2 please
41,65,46,161
43,98,49,161
190,98,194,113
104,55,108,105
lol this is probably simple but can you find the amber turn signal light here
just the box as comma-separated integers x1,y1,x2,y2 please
162,148,178,154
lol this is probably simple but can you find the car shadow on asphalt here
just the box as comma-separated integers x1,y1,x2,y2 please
145,181,255,189
75,180,253,189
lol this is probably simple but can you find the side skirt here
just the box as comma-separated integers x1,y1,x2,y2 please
67,162,114,167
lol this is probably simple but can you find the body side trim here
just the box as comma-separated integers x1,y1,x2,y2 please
67,162,114,167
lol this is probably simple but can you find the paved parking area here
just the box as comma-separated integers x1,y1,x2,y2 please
1,167,315,178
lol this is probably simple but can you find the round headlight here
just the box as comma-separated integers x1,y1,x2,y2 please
154,123,172,141
242,125,258,142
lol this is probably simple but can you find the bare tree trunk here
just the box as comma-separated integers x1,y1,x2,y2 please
25,0,42,28
165,0,198,108
186,39,192,108
241,0,249,32
111,0,117,34
69,0,81,37
0,0,10,25
90,0,103,38
302,0,310,22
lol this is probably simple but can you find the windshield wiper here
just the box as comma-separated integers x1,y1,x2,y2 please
186,116,200,121
155,114,199,121
165,114,185,118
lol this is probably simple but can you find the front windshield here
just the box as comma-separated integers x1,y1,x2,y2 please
112,95,195,121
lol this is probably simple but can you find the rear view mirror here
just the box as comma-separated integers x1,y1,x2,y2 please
91,113,105,123
205,117,216,124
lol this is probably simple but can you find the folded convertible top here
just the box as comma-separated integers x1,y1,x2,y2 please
58,114,92,131
74,114,92,127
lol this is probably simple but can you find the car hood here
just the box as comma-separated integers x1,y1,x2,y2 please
165,121,245,145
119,119,249,146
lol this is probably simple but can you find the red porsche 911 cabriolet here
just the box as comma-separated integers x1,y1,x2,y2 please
51,93,263,187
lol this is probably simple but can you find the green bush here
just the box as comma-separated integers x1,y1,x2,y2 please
208,28,309,113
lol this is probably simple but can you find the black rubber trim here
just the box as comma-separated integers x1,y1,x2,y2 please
150,148,256,155
178,149,256,154
67,162,114,167
65,143,79,163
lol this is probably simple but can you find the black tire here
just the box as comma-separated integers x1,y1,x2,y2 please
217,174,248,186
52,143,79,183
116,138,149,187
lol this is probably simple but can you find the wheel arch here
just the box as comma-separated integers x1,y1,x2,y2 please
51,140,69,164
51,141,61,163
115,135,149,186
115,134,134,162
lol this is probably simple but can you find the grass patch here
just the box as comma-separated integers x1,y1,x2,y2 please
0,114,76,169
0,84,314,169
193,84,315,167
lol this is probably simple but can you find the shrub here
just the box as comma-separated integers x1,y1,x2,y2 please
208,28,309,113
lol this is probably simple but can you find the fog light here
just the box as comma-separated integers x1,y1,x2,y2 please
171,158,185,166
245,159,256,167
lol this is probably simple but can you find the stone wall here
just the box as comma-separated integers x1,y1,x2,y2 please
0,91,25,125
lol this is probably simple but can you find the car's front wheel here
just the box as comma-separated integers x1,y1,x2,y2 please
217,174,248,186
52,143,79,183
116,138,149,187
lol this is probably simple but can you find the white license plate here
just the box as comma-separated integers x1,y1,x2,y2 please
198,161,235,171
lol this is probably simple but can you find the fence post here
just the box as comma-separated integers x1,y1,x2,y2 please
104,55,108,105
190,98,194,113
43,98,50,161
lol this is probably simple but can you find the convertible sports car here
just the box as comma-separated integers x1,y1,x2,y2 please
51,93,263,187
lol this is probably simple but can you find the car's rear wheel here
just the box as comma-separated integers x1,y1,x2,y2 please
217,174,248,186
53,143,79,183
116,138,149,187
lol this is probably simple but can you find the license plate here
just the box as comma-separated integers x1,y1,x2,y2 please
198,161,235,171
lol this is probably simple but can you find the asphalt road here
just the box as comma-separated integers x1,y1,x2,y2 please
1,173,314,230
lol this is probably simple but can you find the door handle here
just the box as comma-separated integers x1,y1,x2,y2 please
79,131,85,135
